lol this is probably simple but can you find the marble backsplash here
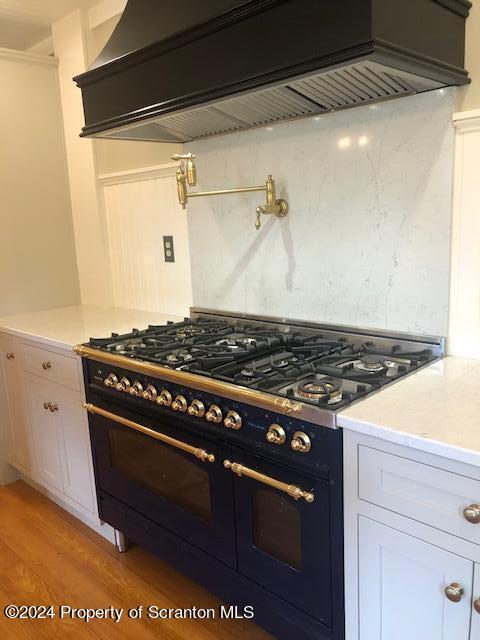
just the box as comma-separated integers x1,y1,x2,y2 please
188,89,455,336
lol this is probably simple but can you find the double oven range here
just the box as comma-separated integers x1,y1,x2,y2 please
75,309,443,640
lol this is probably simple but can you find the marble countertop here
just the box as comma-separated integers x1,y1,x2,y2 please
0,305,184,351
338,356,480,467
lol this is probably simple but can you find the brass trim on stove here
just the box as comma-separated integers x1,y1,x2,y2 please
74,345,304,418
84,402,215,463
223,459,314,503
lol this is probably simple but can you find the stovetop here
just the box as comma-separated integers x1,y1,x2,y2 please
84,313,441,413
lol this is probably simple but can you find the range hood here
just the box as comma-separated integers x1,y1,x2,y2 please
74,0,471,143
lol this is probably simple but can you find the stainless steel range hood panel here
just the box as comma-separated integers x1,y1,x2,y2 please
98,61,443,143
75,0,470,142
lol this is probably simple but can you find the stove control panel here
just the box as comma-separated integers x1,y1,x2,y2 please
91,366,333,466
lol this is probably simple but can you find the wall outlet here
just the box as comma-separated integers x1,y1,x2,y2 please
163,236,175,263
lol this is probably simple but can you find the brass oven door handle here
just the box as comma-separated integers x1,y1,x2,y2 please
84,403,215,463
223,459,314,503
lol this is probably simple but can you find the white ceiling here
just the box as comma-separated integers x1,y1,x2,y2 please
0,0,98,50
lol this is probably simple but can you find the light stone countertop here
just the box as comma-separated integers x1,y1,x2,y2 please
338,356,480,467
0,305,184,351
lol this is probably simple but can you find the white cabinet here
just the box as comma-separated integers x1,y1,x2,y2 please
345,431,480,640
0,337,32,473
471,565,480,637
26,373,94,512
358,517,473,640
0,334,98,527
26,375,65,492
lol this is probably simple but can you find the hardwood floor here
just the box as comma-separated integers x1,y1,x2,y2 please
0,481,273,640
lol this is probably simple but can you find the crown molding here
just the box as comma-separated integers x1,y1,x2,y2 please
0,47,57,67
453,109,480,132
97,162,178,186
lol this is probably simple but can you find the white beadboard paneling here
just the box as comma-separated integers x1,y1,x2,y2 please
448,111,480,358
102,168,193,317
188,89,455,336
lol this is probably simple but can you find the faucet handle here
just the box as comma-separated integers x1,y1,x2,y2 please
255,208,262,230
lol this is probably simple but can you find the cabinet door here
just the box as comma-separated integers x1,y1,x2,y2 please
55,386,94,513
358,517,473,640
471,564,480,638
26,375,64,491
0,338,31,473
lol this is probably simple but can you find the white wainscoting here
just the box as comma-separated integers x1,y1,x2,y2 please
99,163,193,317
448,110,480,358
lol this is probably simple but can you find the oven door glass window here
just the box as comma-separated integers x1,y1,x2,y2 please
252,487,302,569
109,428,211,521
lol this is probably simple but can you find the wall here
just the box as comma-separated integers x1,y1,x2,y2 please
0,49,80,316
100,165,193,317
188,89,455,337
458,0,480,112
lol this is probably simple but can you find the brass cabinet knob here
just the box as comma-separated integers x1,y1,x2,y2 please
43,402,50,410
444,583,464,603
463,504,480,524
224,410,242,430
115,377,131,392
142,385,158,401
474,598,480,614
266,424,286,445
188,399,206,418
6,352,15,360
172,395,188,412
49,403,59,413
129,381,144,397
42,361,52,370
157,389,172,407
43,402,58,412
291,431,311,453
104,373,118,388
205,405,223,423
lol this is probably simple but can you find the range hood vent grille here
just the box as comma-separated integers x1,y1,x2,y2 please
76,0,470,143
107,61,441,143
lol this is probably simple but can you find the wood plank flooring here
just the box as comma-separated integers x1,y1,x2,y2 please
0,481,273,640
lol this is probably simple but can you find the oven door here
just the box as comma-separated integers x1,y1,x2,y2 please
88,402,236,566
227,446,332,625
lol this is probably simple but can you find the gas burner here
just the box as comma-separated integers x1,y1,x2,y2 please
297,380,343,404
354,354,390,372
216,336,257,349
165,350,194,363
176,326,208,339
107,338,147,355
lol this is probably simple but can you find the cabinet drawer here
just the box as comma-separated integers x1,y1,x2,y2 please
358,445,480,545
22,344,80,391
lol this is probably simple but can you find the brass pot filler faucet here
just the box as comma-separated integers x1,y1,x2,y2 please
172,153,289,230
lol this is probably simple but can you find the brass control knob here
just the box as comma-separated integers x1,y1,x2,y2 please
129,381,144,397
104,373,118,388
157,389,172,407
206,405,223,423
444,583,464,603
266,424,286,445
224,410,242,430
115,377,131,392
142,385,158,402
463,504,480,524
291,431,311,453
188,400,206,418
172,395,188,412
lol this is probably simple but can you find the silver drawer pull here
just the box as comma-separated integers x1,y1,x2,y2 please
42,361,52,370
444,583,464,603
463,504,480,524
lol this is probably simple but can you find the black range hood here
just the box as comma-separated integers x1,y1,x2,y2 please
74,0,471,143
